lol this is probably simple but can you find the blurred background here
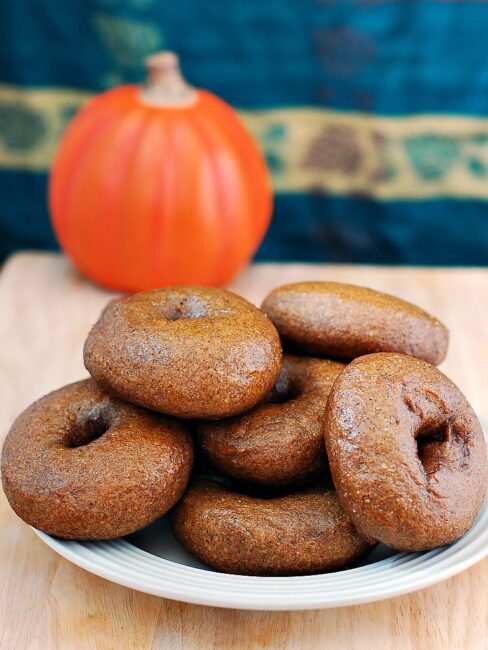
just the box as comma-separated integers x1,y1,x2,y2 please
2,0,488,267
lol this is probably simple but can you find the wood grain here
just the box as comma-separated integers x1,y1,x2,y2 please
1,252,488,650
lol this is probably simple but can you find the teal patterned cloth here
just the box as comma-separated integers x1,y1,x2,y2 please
2,1,488,264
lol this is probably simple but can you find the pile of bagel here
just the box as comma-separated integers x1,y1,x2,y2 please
2,282,487,576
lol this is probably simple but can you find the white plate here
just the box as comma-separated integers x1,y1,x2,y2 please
33,422,488,611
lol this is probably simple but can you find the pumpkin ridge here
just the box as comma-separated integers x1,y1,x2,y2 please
202,92,273,242
67,107,150,286
106,109,159,289
144,114,173,288
181,111,231,284
50,101,129,251
155,113,191,284
188,109,255,284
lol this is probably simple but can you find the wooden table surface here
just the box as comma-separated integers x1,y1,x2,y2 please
1,252,488,650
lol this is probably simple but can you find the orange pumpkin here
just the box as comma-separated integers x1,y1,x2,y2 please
49,52,272,291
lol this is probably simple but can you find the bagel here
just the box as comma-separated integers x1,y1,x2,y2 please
171,479,372,575
324,353,487,551
197,354,344,486
1,379,193,539
84,286,282,419
261,281,448,364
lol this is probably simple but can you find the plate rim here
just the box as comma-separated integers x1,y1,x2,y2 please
33,511,488,610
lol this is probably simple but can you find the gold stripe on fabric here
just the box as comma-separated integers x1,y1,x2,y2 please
0,85,91,171
2,84,488,199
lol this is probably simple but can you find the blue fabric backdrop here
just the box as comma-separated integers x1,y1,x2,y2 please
2,1,488,264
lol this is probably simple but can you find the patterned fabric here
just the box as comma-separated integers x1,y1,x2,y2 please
1,1,488,264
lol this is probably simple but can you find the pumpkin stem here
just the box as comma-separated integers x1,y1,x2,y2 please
141,51,198,107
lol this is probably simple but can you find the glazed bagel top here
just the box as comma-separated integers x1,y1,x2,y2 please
171,479,372,576
261,281,448,364
197,354,344,486
84,286,282,419
324,353,487,551
1,379,193,540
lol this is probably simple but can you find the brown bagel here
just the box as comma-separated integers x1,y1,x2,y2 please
171,479,372,575
1,379,193,540
324,353,487,551
84,286,282,419
197,354,344,486
261,281,448,364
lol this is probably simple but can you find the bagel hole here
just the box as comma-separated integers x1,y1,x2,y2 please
67,412,110,448
265,383,301,404
416,422,449,467
166,297,208,322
